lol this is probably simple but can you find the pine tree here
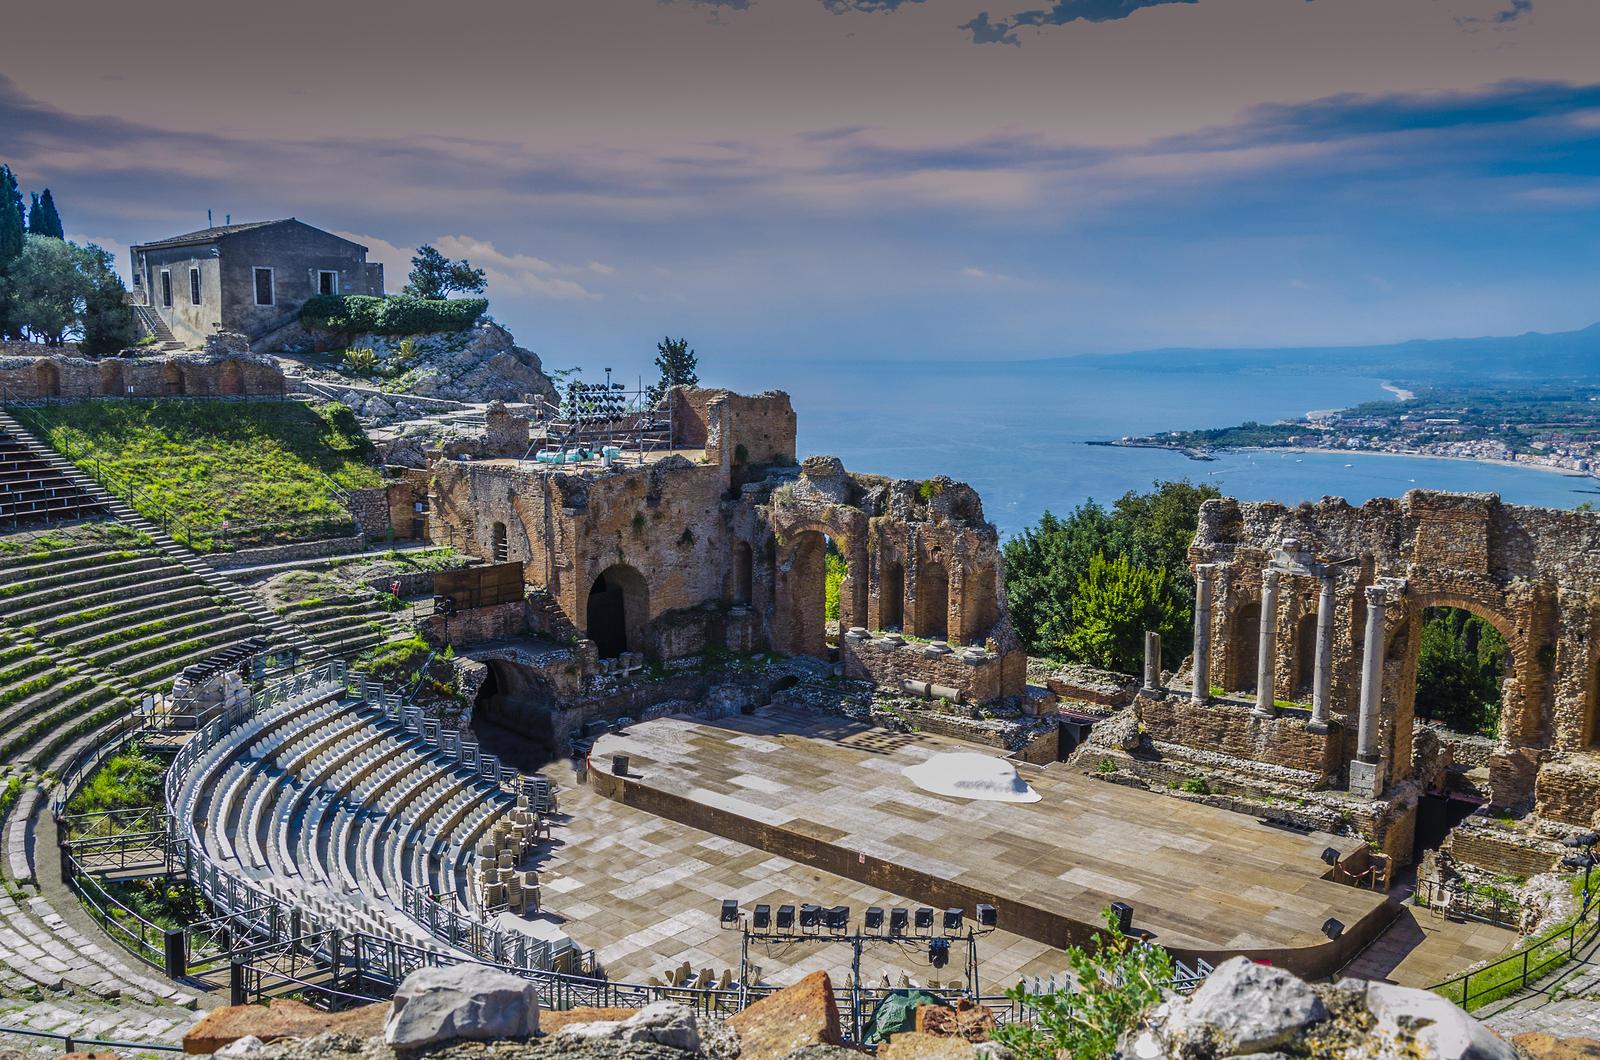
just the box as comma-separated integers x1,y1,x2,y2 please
0,166,26,340
27,189,63,239
647,336,699,404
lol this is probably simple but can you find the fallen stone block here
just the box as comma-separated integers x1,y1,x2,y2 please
539,1007,639,1035
384,963,540,1047
183,999,388,1054
884,1031,978,1060
916,998,997,1041
555,1001,700,1052
728,970,843,1060
1513,1034,1600,1060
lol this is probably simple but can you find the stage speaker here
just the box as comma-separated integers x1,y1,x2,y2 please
1321,918,1345,940
777,904,795,929
977,903,997,928
889,908,909,934
754,904,771,929
865,907,884,930
1110,901,1134,934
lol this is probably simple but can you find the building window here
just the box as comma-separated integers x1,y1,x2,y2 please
318,270,337,296
160,271,172,308
253,268,274,307
190,267,202,306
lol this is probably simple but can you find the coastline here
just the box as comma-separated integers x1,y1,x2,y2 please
1097,439,1597,483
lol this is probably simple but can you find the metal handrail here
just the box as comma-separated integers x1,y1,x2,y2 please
0,1021,181,1053
1429,911,1600,1010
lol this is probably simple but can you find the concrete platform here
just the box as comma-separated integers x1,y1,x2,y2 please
590,707,1394,978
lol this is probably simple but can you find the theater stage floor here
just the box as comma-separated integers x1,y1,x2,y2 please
588,707,1390,976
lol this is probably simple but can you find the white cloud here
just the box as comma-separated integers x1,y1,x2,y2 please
333,231,413,294
68,233,131,285
963,266,1009,280
334,232,608,300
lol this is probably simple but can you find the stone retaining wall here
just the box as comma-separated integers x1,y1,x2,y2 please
842,635,1004,703
1534,755,1600,827
206,534,366,569
1448,828,1558,877
1137,692,1342,784
426,600,527,646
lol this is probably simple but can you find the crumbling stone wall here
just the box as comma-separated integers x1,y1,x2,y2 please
667,386,797,472
0,349,284,399
1138,693,1342,786
1191,490,1600,807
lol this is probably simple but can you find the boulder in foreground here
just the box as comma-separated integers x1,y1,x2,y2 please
384,964,540,1047
727,970,843,1060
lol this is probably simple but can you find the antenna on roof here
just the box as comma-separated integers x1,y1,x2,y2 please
208,209,213,228
226,214,231,225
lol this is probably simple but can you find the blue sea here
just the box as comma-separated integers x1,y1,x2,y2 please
711,358,1595,540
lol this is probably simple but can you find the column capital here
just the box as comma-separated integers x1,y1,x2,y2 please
1194,563,1215,581
1262,567,1280,588
1364,585,1387,607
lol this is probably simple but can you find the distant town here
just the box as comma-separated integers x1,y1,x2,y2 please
1101,385,1600,477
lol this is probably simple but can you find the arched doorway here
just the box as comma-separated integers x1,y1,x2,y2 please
1293,612,1317,698
789,530,831,660
492,522,508,563
472,659,560,770
220,360,244,395
961,563,998,646
1412,606,1508,735
35,361,59,398
1231,601,1261,692
99,360,124,396
880,561,904,632
163,362,185,396
915,557,949,640
587,563,649,659
732,541,752,605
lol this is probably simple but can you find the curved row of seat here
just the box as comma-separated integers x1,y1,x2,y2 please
175,683,515,950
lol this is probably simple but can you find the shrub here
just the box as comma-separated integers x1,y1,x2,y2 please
342,347,378,374
1180,776,1211,795
297,294,487,335
995,906,1175,1060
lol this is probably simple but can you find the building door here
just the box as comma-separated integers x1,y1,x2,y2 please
319,271,338,296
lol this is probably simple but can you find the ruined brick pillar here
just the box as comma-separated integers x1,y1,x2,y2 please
1191,564,1213,704
1311,574,1335,728
1352,584,1387,798
1254,568,1279,718
1143,631,1161,693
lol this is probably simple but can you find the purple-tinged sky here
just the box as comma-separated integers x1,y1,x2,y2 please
4,0,1599,372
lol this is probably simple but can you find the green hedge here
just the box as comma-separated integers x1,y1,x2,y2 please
297,294,487,335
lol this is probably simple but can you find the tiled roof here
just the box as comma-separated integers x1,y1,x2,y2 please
131,218,295,251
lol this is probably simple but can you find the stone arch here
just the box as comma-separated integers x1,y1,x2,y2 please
34,360,59,398
1292,611,1317,697
1229,599,1262,693
1388,592,1526,744
162,361,185,396
915,556,950,641
732,540,753,605
586,562,649,659
961,562,998,646
98,359,124,397
776,529,830,660
220,359,244,395
879,559,904,632
471,657,560,769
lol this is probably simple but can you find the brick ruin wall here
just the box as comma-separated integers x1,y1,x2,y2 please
0,351,285,399
426,389,1022,702
1137,693,1342,785
1191,490,1600,809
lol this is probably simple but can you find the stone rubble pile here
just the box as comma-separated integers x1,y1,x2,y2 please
470,794,541,914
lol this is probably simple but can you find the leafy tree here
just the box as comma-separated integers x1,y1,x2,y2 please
994,906,1175,1060
402,244,486,299
1059,551,1185,674
647,336,699,404
8,235,82,344
824,539,847,621
1103,478,1221,616
27,189,63,239
1416,606,1506,734
0,165,25,339
76,242,136,355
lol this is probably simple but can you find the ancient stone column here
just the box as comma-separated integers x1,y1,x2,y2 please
1311,575,1335,726
1351,585,1387,799
1143,631,1161,693
1191,565,1214,704
1253,569,1279,718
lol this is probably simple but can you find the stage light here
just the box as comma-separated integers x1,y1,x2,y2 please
865,907,884,931
777,905,795,929
826,906,849,931
1110,902,1134,934
800,903,823,929
889,908,909,934
1321,918,1344,940
915,907,934,931
928,937,950,969
1320,847,1340,866
943,908,964,933
976,904,997,928
754,904,771,929
720,900,739,926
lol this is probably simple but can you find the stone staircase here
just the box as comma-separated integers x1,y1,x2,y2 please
277,590,414,659
129,306,183,351
528,586,580,643
0,410,326,666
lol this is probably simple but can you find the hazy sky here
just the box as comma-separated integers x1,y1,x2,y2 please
5,0,1599,371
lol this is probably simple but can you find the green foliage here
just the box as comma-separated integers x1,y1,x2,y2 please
40,400,381,543
1002,479,1219,666
1058,552,1185,675
1,235,133,349
297,294,487,335
1096,757,1116,774
0,166,23,268
361,634,431,683
27,189,63,239
1180,776,1211,794
66,748,166,816
76,241,136,354
647,336,699,405
824,541,848,622
1416,606,1506,734
994,906,1175,1060
918,479,945,501
342,347,378,374
402,244,487,300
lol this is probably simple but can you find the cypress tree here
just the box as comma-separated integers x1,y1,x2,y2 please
0,167,23,264
28,189,63,239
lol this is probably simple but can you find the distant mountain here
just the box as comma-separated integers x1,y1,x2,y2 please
1064,322,1600,383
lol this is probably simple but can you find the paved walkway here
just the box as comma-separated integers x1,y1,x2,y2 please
1338,906,1518,987
1480,925,1600,1037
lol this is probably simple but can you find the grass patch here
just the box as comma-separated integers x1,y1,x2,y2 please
64,743,163,819
1433,905,1599,1011
27,400,383,550
360,634,433,684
